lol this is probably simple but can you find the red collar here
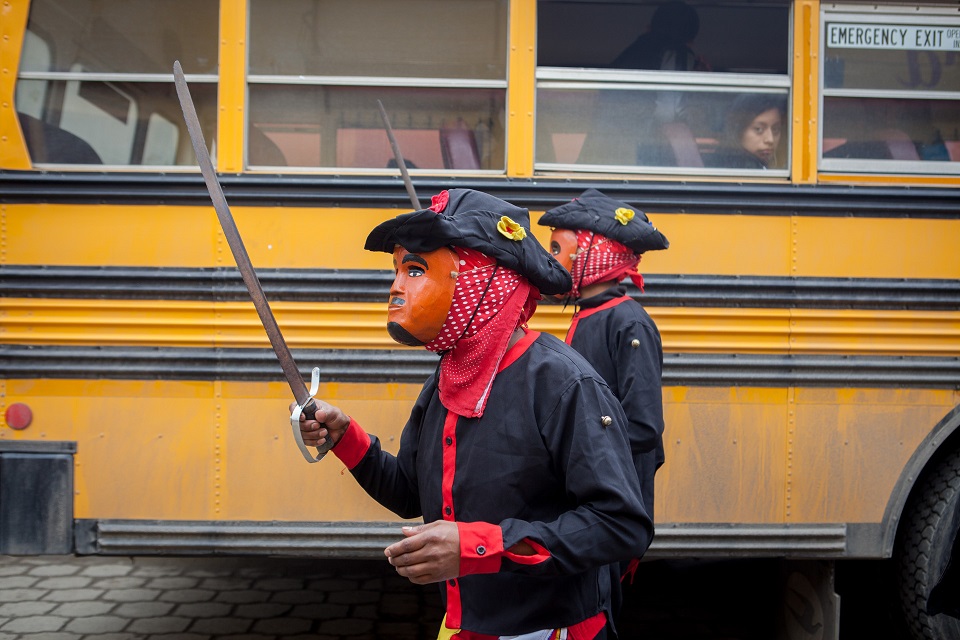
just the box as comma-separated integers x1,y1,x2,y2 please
498,329,539,373
566,296,631,345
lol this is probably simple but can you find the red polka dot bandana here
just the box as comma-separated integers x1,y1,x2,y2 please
570,230,644,298
425,246,537,418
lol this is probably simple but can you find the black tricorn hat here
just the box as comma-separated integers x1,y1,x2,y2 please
365,189,573,296
538,188,669,254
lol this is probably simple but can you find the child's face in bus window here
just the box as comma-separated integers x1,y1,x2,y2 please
741,108,782,166
387,246,458,346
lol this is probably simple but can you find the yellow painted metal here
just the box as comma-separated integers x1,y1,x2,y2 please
0,0,31,170
2,204,394,270
787,309,960,356
791,0,819,185
652,213,793,276
789,388,959,523
0,378,423,521
0,299,404,349
792,215,960,279
7,204,960,280
818,174,960,188
658,386,789,523
217,0,246,172
650,387,959,524
5,298,959,357
5,378,954,524
506,0,536,177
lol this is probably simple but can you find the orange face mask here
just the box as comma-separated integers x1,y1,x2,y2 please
549,228,578,298
387,246,459,346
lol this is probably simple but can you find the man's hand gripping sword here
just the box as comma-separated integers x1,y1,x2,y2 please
173,60,330,463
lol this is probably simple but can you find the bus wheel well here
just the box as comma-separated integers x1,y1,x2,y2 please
894,444,960,640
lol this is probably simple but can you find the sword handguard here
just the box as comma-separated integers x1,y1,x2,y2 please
290,367,334,463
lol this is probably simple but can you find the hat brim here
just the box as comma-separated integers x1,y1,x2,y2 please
538,189,669,254
366,208,573,296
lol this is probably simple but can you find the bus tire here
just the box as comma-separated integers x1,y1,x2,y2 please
897,447,960,640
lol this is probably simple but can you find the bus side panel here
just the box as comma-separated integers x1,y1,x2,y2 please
658,386,789,523
2,379,422,523
219,380,420,522
655,387,958,526
790,387,960,523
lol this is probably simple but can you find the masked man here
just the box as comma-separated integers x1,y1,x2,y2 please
538,188,669,555
296,189,652,639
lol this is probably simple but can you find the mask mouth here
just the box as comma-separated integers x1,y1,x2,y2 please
387,322,425,347
389,296,405,307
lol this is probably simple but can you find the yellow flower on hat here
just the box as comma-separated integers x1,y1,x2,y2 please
497,216,527,241
615,207,635,225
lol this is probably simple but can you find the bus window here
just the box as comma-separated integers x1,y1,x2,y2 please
143,114,181,167
59,67,138,166
535,0,792,175
246,0,508,172
14,31,50,121
14,0,218,168
819,4,960,175
537,83,790,173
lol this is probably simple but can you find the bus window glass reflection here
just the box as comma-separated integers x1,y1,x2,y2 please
246,0,508,171
535,0,791,175
14,0,218,168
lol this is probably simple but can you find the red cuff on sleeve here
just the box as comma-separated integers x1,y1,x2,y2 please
457,521,503,575
331,418,371,470
503,538,551,565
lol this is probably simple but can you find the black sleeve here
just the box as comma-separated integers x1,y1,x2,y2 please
499,376,653,576
615,319,665,453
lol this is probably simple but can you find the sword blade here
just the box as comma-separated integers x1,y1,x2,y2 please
173,61,312,411
377,100,421,210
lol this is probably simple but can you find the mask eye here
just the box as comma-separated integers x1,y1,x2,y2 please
550,241,561,256
407,265,425,277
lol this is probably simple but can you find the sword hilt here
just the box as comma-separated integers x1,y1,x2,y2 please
290,368,335,463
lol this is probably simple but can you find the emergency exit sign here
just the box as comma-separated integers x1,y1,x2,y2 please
827,23,960,51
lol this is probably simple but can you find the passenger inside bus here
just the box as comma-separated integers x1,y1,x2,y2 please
707,93,786,169
605,1,711,166
609,0,710,72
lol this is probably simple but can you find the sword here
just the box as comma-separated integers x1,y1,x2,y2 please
173,60,329,463
377,100,421,210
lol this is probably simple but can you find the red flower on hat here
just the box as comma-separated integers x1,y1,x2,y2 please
429,190,449,213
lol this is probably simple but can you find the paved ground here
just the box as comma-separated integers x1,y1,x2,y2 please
0,555,443,640
0,555,915,639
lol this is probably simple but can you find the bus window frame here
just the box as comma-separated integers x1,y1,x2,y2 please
243,0,511,174
533,67,792,177
818,4,960,176
15,70,219,172
244,74,509,174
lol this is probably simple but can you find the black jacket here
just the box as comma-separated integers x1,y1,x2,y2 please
335,330,652,636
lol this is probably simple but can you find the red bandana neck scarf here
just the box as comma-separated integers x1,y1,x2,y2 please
570,230,644,298
425,246,537,418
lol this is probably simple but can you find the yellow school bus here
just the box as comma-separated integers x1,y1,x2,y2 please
1,0,958,637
